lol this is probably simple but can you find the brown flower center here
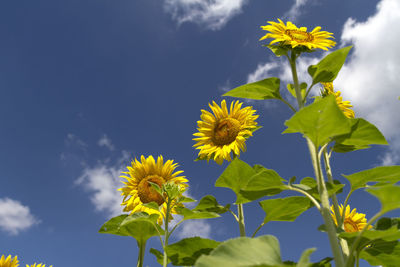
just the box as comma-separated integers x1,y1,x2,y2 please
212,118,241,145
285,29,314,42
137,175,165,205
344,219,359,233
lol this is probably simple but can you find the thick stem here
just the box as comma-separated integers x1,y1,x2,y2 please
307,138,345,267
237,204,246,237
163,200,171,267
288,52,303,109
136,240,146,267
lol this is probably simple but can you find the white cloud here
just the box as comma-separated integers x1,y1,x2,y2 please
0,198,39,235
335,0,400,164
284,0,313,21
98,134,115,151
164,0,248,30
176,220,211,239
76,152,130,217
65,133,87,151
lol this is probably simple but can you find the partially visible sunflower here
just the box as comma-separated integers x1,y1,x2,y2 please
321,82,355,118
26,264,53,267
193,100,259,165
260,18,336,51
120,155,188,224
331,204,372,233
0,255,19,267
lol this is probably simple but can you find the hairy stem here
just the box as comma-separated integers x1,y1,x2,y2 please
238,204,246,237
136,240,146,267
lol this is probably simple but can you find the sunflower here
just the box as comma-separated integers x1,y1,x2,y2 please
119,155,188,224
0,255,19,267
321,82,355,118
26,264,52,267
260,19,336,51
331,204,372,233
193,100,259,165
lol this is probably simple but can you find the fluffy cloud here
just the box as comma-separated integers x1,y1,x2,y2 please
284,0,313,21
0,198,39,235
98,134,115,151
164,0,248,30
76,151,130,217
176,220,211,239
335,0,400,164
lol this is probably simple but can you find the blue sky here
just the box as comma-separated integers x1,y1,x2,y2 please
1,0,399,266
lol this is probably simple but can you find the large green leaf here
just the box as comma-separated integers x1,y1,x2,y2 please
259,196,311,224
308,46,352,85
98,213,163,243
223,77,281,100
175,206,220,220
296,248,316,267
366,185,400,214
195,235,283,267
343,166,400,191
333,118,388,152
215,158,257,203
240,165,286,201
361,240,400,266
150,248,169,265
283,95,351,147
192,195,230,214
165,237,220,266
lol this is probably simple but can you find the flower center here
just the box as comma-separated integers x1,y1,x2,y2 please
344,219,359,233
212,118,241,145
137,175,165,205
285,29,314,42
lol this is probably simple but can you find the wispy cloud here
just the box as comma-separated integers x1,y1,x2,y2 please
98,134,115,151
0,198,39,235
284,0,314,21
164,0,248,30
176,220,212,239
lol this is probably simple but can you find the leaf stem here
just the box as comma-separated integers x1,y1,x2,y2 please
251,222,265,238
288,52,303,108
279,98,297,113
286,185,321,211
228,209,239,222
237,203,246,237
163,199,172,267
136,240,146,267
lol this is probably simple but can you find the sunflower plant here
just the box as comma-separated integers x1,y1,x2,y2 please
99,18,400,267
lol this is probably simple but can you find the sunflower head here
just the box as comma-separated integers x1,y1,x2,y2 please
0,255,19,267
26,264,53,267
193,100,259,165
119,155,188,224
260,19,336,51
321,82,355,118
331,204,372,233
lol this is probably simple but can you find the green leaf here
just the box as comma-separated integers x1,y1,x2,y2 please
343,166,400,191
296,248,316,267
240,165,286,202
266,45,289,57
175,207,220,220
366,185,400,214
295,177,344,202
142,201,160,211
165,237,220,266
215,158,257,204
308,46,352,85
193,195,230,214
340,227,400,248
287,83,307,99
223,77,281,100
333,118,388,153
98,213,163,243
259,196,311,224
150,248,169,266
375,217,400,230
283,95,351,147
360,240,400,266
178,196,197,203
194,235,283,267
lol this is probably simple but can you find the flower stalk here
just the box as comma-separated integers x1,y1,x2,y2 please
237,203,246,237
136,241,146,267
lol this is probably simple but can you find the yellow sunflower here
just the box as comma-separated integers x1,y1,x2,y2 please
193,100,259,165
0,255,19,267
260,19,336,51
26,264,52,267
119,155,188,224
331,204,372,233
321,82,355,118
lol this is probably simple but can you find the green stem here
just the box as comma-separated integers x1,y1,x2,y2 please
137,240,146,267
286,185,321,211
237,204,246,237
252,222,265,238
303,84,315,104
163,200,171,267
307,138,345,267
342,190,354,223
288,52,303,109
